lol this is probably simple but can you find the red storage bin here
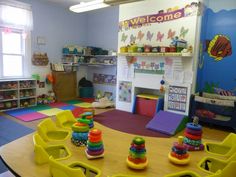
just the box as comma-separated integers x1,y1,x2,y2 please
136,96,158,117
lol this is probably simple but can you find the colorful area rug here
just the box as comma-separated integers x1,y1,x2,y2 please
0,116,34,173
3,100,92,122
95,109,170,138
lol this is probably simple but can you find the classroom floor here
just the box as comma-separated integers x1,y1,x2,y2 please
0,108,232,177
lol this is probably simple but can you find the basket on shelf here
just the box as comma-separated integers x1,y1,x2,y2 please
32,53,49,66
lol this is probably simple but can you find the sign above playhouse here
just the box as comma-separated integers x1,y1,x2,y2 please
119,1,200,32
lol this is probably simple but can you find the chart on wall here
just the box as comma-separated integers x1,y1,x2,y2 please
118,81,132,103
164,84,191,115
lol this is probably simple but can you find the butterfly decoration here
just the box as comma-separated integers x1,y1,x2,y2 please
167,29,176,39
156,31,164,42
180,27,189,38
137,30,144,41
130,34,136,44
146,31,154,41
121,33,128,43
165,57,173,66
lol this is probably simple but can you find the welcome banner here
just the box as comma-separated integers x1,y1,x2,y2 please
119,2,199,31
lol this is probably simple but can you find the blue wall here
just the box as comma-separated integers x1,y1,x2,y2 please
19,0,87,62
197,0,236,94
85,6,119,100
86,6,119,51
18,0,119,61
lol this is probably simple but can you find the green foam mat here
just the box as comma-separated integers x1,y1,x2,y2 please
65,100,82,104
29,105,52,111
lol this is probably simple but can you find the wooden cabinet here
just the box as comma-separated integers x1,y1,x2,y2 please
52,71,77,101
0,78,37,111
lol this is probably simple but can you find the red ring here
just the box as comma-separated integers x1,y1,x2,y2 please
184,131,202,140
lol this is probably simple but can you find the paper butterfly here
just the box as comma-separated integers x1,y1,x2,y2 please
130,34,136,44
156,32,164,42
146,31,154,41
121,33,128,42
167,29,176,39
165,57,173,66
137,30,144,41
180,27,189,38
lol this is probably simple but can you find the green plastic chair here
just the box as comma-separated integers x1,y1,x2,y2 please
33,133,71,165
206,161,236,177
164,170,201,177
56,110,76,130
37,118,70,141
198,152,236,174
205,133,236,157
49,156,102,177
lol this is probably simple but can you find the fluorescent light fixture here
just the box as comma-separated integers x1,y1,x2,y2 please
69,0,110,13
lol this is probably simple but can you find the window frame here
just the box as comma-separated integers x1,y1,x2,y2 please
0,27,28,79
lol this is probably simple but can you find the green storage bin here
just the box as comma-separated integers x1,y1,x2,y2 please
79,87,94,98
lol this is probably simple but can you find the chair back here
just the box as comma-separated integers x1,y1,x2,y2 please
37,118,57,141
49,157,87,177
33,133,50,165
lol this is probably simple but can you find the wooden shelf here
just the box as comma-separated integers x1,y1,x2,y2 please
118,52,192,57
0,79,37,111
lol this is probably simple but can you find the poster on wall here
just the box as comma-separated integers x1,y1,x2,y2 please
164,83,191,115
119,81,132,102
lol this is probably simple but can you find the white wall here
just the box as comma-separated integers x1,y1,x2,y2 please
116,0,200,114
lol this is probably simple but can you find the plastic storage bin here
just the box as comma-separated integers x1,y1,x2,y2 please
79,87,94,98
134,94,163,117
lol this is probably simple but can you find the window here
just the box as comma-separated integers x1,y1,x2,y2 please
0,29,24,77
0,0,33,78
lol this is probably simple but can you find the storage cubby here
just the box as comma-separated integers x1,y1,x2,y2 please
0,79,37,111
189,92,236,131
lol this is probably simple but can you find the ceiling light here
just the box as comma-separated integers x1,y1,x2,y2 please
69,0,110,13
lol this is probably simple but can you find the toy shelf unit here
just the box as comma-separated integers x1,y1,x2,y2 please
118,52,191,57
189,92,236,131
79,55,117,67
62,45,117,68
0,79,37,111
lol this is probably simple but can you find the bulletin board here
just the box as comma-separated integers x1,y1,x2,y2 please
164,83,191,115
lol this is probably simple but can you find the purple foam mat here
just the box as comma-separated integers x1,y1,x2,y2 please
14,112,48,122
146,110,185,135
5,108,35,117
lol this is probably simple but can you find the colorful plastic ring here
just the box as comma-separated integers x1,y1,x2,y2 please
89,129,102,136
185,128,202,136
72,124,89,132
172,147,187,155
184,131,202,140
183,137,201,146
184,143,204,151
87,145,103,151
173,142,187,150
126,158,148,169
128,156,147,164
186,123,202,131
130,147,146,153
133,137,145,145
86,148,104,156
88,137,102,143
87,141,103,147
